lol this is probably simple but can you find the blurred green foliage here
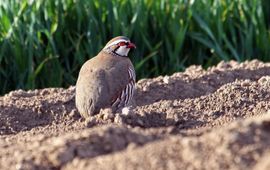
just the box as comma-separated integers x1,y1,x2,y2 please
0,0,269,95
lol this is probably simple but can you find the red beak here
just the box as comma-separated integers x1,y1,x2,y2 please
127,42,136,49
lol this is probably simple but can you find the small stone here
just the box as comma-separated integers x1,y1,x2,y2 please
114,114,124,124
163,76,170,84
258,76,270,87
240,80,251,87
101,108,114,120
142,86,149,91
121,107,131,115
85,117,97,127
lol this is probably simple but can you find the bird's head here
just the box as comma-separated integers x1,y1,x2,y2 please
103,36,136,57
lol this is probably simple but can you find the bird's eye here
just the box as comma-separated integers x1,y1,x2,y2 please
119,42,127,46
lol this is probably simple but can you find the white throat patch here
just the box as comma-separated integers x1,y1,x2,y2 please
115,46,130,56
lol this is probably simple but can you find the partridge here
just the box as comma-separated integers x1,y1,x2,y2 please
75,36,136,118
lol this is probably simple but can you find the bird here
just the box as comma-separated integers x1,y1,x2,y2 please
75,36,136,118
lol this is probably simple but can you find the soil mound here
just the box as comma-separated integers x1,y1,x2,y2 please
1,60,270,170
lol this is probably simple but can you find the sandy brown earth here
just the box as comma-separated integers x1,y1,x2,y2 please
1,60,270,170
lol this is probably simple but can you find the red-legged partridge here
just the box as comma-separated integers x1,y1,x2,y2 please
75,36,136,118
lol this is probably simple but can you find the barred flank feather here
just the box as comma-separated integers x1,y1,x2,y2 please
111,67,135,110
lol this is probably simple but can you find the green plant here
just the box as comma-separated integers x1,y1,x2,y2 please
0,0,269,95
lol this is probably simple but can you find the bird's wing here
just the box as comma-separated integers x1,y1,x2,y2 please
111,66,135,109
108,61,136,111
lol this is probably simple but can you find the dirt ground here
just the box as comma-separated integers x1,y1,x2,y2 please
1,60,270,170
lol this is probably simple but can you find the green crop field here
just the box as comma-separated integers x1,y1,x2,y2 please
0,0,269,95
